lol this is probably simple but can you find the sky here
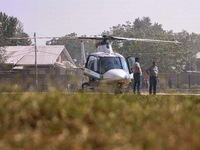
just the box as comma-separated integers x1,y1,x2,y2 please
1,0,200,45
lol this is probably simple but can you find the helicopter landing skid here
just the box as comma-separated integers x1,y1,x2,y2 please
82,82,95,92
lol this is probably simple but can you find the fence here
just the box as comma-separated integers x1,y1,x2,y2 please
134,72,200,93
0,72,82,92
0,71,200,92
160,72,200,89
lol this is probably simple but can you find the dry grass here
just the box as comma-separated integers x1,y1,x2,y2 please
0,92,200,150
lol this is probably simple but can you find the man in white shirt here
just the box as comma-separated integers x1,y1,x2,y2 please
133,57,142,94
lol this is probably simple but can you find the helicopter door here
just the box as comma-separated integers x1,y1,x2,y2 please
84,55,100,79
126,56,135,74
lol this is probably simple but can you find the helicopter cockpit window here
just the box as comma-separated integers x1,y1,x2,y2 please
100,57,123,74
120,57,129,72
86,56,98,72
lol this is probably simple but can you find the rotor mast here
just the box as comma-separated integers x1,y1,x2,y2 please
96,43,113,53
96,34,114,53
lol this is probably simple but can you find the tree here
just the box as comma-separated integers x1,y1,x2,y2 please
13,21,32,46
104,17,199,73
176,31,199,71
0,12,31,63
48,17,200,73
0,12,31,46
47,33,96,66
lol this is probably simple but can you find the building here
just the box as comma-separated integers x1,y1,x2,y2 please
1,45,76,73
0,45,78,91
197,52,200,71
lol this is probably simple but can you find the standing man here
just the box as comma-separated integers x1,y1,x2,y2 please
132,57,142,94
146,61,159,95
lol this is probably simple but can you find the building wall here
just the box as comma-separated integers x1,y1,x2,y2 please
197,59,200,71
0,66,80,92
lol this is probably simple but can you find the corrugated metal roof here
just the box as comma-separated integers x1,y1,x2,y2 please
4,45,71,65
197,52,200,59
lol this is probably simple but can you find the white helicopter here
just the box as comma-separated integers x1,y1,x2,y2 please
60,34,180,93
8,34,180,93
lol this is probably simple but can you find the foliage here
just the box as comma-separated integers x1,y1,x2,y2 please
1,92,200,150
47,33,96,66
105,17,200,73
47,17,200,72
0,12,31,47
0,47,6,63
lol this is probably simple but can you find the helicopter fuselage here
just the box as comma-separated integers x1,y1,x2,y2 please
80,37,136,92
82,51,134,92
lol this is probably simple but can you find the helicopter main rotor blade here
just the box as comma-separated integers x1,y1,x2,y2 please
76,36,181,44
8,36,104,40
7,35,181,44
111,37,181,44
8,36,77,40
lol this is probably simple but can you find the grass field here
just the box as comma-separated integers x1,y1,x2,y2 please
0,92,200,150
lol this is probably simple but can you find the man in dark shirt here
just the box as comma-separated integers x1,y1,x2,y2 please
146,61,159,95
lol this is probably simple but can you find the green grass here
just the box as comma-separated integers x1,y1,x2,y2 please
0,92,200,150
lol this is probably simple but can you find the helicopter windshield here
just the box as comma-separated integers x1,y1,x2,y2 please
100,57,129,74
120,57,129,72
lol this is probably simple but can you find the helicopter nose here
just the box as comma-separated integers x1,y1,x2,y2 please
103,69,129,79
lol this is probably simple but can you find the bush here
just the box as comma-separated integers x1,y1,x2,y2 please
0,93,200,150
